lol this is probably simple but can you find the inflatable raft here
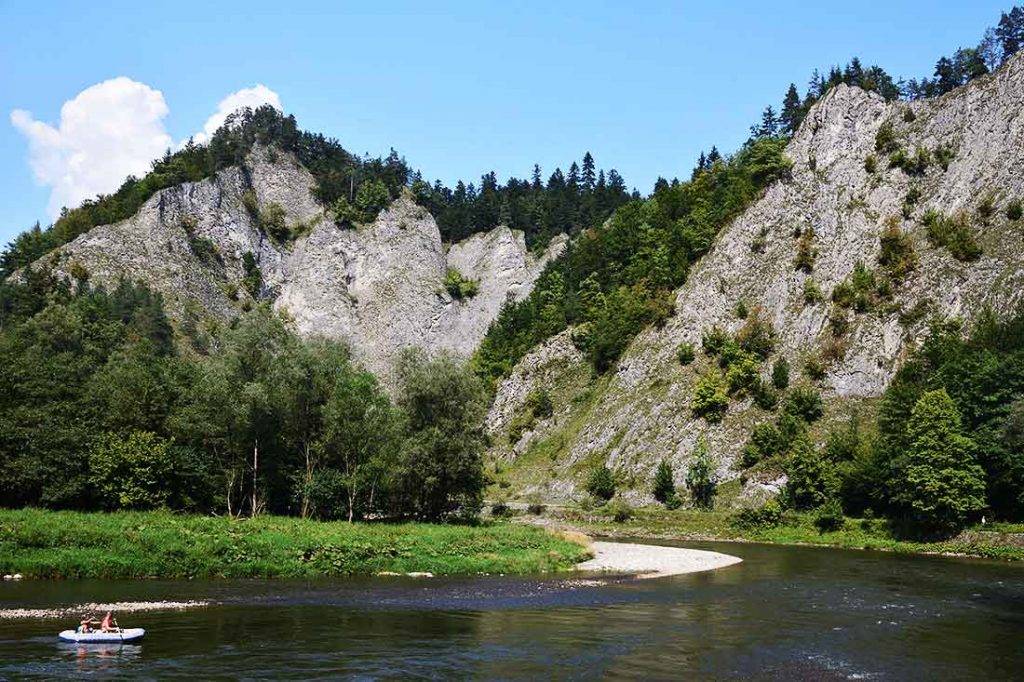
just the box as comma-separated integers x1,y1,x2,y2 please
58,628,145,643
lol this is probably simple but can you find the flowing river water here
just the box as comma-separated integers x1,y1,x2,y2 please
1,540,1022,679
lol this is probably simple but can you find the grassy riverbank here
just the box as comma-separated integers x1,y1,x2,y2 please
529,505,1024,561
0,509,591,579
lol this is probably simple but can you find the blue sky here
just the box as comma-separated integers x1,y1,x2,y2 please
0,0,1011,246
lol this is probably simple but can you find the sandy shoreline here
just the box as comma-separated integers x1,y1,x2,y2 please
577,541,742,578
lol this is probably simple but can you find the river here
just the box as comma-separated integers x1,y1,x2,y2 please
2,540,1022,679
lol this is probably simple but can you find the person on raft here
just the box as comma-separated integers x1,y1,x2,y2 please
77,611,116,633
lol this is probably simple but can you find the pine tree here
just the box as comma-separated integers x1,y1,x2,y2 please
892,389,986,536
996,7,1024,62
780,83,802,135
652,459,676,504
581,152,596,192
707,146,721,165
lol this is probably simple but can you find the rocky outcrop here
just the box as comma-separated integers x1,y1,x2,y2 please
488,53,1024,503
36,147,564,383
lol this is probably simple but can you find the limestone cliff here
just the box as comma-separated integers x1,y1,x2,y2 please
487,53,1024,503
33,147,564,383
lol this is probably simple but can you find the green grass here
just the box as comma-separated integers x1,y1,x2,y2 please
0,509,591,579
554,505,1024,561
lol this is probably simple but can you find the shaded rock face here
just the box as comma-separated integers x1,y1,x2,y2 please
37,147,564,384
488,54,1024,503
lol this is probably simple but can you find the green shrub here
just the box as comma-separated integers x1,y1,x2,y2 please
354,179,390,217
585,465,616,501
784,384,824,422
794,227,816,272
736,307,776,359
828,309,850,337
527,502,545,516
922,210,981,262
491,501,512,517
752,379,779,410
877,221,918,279
652,459,676,505
731,499,782,529
701,326,729,355
977,193,997,225
735,299,749,319
874,121,897,154
784,434,837,510
902,108,916,123
260,202,288,241
933,144,954,170
89,431,175,511
676,342,696,366
1007,199,1023,221
864,154,877,174
742,421,784,468
691,369,730,423
771,357,790,389
725,354,760,395
608,499,633,523
444,268,480,300
685,436,717,510
803,278,823,305
814,499,845,533
241,251,263,299
803,354,826,382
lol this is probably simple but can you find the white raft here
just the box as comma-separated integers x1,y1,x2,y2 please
58,628,145,643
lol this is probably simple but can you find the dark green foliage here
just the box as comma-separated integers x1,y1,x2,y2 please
474,137,791,381
731,499,782,529
933,144,956,171
977,193,997,225
742,421,784,468
585,464,616,501
771,357,790,389
702,326,729,356
391,350,488,521
922,210,982,261
507,388,553,443
752,379,780,410
877,222,918,279
794,227,816,272
241,251,263,299
444,268,479,300
803,354,826,381
652,459,676,505
784,434,838,510
864,154,877,174
735,299,749,319
814,498,845,532
1007,199,1023,221
891,389,986,536
676,342,696,365
876,312,1024,521
685,436,717,509
875,122,898,154
784,384,824,422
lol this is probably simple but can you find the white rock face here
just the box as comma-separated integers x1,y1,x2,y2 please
488,53,1024,501
36,147,564,384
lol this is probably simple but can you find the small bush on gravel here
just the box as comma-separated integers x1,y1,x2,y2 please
585,465,616,501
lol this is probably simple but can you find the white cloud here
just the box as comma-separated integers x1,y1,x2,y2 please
11,77,172,218
11,80,283,219
192,84,283,144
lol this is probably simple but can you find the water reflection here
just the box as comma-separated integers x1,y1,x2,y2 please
1,541,1022,679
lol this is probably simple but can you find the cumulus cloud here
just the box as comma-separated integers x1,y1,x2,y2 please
192,84,283,144
11,77,173,218
11,80,282,218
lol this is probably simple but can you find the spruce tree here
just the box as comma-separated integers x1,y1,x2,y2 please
780,83,802,135
581,152,596,192
652,459,676,504
685,436,717,510
892,389,986,536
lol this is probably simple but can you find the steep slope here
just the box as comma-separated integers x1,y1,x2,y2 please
488,52,1024,502
29,146,564,382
